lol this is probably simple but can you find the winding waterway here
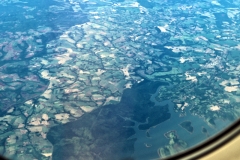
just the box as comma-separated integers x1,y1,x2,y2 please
131,86,231,160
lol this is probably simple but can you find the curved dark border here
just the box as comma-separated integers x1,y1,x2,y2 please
163,118,240,160
0,120,239,160
0,155,8,160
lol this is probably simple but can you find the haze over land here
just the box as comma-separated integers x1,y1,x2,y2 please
0,0,240,159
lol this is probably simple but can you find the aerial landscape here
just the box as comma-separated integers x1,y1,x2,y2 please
0,0,240,159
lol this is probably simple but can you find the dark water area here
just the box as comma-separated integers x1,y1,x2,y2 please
47,81,170,160
131,87,231,160
47,79,231,160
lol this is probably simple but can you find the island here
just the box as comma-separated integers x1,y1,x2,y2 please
179,121,194,134
158,130,188,158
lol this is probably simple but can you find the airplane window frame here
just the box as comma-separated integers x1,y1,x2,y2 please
162,118,240,160
0,120,239,160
